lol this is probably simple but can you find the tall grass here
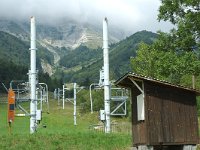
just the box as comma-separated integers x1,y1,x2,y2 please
0,98,132,149
0,133,131,150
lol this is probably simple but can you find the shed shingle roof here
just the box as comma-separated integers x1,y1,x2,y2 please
115,72,200,95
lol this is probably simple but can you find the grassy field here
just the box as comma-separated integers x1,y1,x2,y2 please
0,96,132,150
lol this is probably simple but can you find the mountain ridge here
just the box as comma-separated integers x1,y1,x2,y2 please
0,19,127,74
0,19,124,50
57,30,158,84
0,20,157,85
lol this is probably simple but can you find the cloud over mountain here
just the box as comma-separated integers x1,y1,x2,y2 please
0,0,173,34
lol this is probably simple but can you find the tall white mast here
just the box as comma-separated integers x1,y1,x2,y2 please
103,17,111,133
74,83,77,126
63,84,65,109
30,16,37,134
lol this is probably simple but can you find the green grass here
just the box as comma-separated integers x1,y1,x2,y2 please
0,98,132,149
0,132,130,150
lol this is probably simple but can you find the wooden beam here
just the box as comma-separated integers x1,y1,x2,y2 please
128,77,144,94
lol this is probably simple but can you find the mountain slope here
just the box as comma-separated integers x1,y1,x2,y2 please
59,46,101,69
58,31,157,84
0,31,63,92
0,19,123,50
0,23,157,87
0,19,126,75
0,31,30,65
0,31,54,71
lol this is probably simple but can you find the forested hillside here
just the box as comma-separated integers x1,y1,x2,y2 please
59,46,102,68
58,31,157,85
0,31,29,65
0,31,54,67
0,31,61,92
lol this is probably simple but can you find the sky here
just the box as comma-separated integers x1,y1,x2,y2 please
0,0,173,34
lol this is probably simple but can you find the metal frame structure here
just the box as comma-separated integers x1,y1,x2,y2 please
38,83,49,113
9,17,49,132
54,89,57,99
103,17,111,133
89,61,129,117
9,80,49,118
26,17,48,133
89,83,128,116
89,83,99,113
29,16,37,134
11,80,31,116
55,83,84,125
56,88,62,106
62,84,69,109
110,88,128,116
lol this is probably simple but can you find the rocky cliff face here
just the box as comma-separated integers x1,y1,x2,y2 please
0,19,127,75
0,19,124,49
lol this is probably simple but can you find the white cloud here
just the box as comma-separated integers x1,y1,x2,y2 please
0,0,173,33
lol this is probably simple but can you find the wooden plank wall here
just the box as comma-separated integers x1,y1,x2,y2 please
145,81,199,145
131,86,147,145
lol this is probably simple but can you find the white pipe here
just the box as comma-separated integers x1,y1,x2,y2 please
36,87,38,111
89,83,99,113
30,16,37,134
39,83,49,112
103,17,111,133
62,84,65,109
15,114,26,117
40,89,43,111
58,88,60,106
54,89,57,99
74,83,77,125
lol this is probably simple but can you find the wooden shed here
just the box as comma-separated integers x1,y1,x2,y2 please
115,73,199,150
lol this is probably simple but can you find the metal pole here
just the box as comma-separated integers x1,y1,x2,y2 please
103,17,111,133
89,83,99,113
54,89,57,99
57,88,59,105
62,84,65,109
39,83,49,112
46,84,49,112
36,88,38,119
30,16,37,134
74,83,77,125
40,89,43,111
89,84,94,114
